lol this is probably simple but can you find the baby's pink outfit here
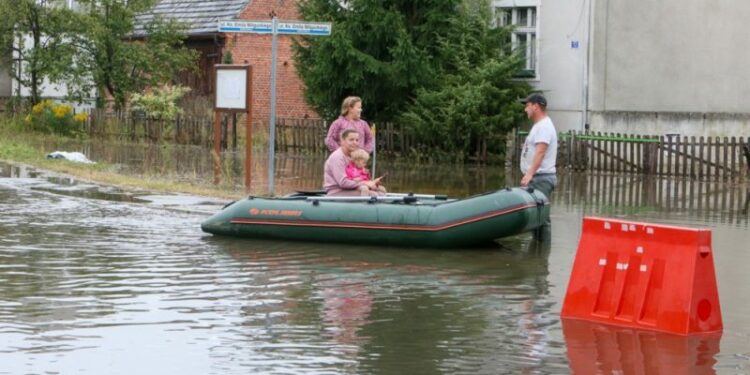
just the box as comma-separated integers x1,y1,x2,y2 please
345,162,370,181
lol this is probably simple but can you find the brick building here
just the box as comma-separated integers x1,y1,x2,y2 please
135,0,319,121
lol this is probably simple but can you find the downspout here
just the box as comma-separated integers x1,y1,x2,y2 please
581,0,593,131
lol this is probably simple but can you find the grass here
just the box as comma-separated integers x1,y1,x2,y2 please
0,116,246,200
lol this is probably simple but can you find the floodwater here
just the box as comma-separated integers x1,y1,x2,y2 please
0,141,749,374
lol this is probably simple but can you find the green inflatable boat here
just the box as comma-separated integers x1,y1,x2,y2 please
201,188,549,248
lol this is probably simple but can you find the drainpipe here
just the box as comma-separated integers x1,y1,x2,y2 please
581,0,593,131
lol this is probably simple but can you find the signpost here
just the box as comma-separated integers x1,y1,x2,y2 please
218,18,331,196
214,64,252,191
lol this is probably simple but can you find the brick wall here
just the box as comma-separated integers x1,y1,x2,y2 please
227,0,320,122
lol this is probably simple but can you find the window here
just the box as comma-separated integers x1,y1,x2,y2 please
495,5,538,78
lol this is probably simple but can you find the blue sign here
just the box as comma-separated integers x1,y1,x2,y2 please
571,40,579,49
218,20,332,36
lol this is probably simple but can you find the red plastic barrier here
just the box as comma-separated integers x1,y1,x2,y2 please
561,217,723,335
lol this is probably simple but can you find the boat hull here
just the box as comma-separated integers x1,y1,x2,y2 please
201,188,550,248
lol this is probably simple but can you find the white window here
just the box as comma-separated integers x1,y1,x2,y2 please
495,5,538,78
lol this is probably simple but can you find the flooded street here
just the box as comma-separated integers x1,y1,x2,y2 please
0,141,749,373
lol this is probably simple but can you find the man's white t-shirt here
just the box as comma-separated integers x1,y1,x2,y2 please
520,116,557,175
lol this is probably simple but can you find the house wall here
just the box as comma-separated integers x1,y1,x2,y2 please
492,0,590,132
588,0,750,136
0,66,11,97
10,34,96,110
1,45,11,97
179,38,223,98
228,0,320,122
535,0,589,132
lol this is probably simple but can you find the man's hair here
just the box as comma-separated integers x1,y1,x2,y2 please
351,149,369,161
340,96,362,117
341,129,358,140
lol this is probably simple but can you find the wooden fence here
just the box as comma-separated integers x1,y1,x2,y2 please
273,120,423,155
83,111,430,156
510,130,750,182
83,109,215,146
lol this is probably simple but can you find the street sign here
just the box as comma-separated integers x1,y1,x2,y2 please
276,21,332,36
217,18,332,196
219,21,273,34
218,20,331,35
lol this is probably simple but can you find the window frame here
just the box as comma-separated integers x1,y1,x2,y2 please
493,0,540,80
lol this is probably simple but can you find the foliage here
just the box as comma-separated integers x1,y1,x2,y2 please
69,0,198,109
23,99,86,136
222,50,234,64
0,0,81,105
397,2,530,156
294,0,530,156
130,85,191,121
294,0,454,122
0,0,197,109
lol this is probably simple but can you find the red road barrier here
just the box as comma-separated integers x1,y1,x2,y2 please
562,217,722,335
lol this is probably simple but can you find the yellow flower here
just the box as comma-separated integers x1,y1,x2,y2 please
32,103,45,114
53,105,72,118
24,114,32,123
73,113,88,123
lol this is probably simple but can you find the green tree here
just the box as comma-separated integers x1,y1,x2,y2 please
294,0,462,122
70,0,197,109
0,0,79,105
398,1,530,156
295,0,529,156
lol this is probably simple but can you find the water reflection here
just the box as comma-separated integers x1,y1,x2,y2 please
2,140,749,373
209,236,565,374
557,172,750,224
563,319,721,374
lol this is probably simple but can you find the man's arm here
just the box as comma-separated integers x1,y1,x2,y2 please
521,143,549,187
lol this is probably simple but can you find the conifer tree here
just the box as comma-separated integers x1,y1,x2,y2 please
295,0,530,156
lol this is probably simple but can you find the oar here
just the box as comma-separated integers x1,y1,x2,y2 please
371,123,377,177
386,193,449,200
306,195,418,203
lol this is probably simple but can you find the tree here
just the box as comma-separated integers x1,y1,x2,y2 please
397,1,530,156
0,0,79,106
295,0,462,122
69,0,197,109
294,0,530,156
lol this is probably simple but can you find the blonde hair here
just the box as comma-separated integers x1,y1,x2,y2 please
340,96,362,117
350,149,369,162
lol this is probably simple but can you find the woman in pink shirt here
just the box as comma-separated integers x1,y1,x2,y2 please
325,96,374,153
324,130,383,196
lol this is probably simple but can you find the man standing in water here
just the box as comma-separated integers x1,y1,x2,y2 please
520,93,557,198
520,93,557,240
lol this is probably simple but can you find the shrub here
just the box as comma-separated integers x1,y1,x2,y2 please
130,85,191,122
25,100,85,136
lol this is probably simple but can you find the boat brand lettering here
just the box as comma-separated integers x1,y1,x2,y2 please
249,208,303,217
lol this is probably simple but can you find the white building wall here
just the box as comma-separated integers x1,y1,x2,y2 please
11,34,96,110
588,0,750,136
493,0,590,132
535,0,589,132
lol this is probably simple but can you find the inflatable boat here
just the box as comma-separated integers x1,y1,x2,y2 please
201,188,549,248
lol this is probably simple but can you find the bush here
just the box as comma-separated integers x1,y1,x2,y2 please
130,85,191,122
24,100,86,136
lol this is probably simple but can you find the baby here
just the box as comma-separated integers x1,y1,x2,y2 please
346,149,386,196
